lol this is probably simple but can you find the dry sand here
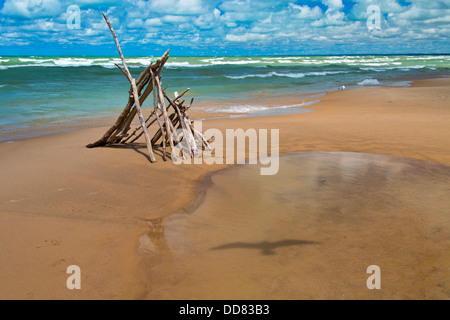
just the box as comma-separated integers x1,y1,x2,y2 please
0,78,449,300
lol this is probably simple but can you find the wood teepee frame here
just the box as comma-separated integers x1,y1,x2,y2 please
86,13,211,163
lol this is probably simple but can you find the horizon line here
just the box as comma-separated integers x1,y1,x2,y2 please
1,53,450,57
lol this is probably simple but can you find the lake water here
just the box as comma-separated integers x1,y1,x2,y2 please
1,55,449,142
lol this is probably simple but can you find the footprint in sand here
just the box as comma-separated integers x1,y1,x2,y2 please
50,240,62,246
43,240,62,246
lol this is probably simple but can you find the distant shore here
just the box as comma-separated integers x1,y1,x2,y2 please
0,77,449,299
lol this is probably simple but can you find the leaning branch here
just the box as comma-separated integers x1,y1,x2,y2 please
101,12,156,163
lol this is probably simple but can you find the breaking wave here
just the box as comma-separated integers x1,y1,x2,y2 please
358,79,381,86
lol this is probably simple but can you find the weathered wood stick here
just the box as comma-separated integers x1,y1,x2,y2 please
86,89,135,148
151,128,163,146
115,74,156,141
122,107,156,143
117,109,135,138
163,92,188,128
184,117,198,156
131,81,156,161
184,113,210,150
193,126,212,151
86,34,161,148
173,88,190,102
162,89,190,114
114,63,128,78
129,95,172,145
168,113,180,144
122,71,162,132
150,110,177,147
111,64,154,141
150,70,167,160
102,12,156,163
112,59,165,144
128,116,158,144
162,90,197,156
137,72,151,95
135,65,153,86
171,115,180,133
155,50,170,74
154,75,175,153
187,98,194,110
151,111,172,145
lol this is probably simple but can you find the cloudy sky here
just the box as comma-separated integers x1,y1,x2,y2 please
0,0,449,56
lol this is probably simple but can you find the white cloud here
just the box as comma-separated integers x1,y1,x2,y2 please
289,4,323,20
0,0,448,53
309,0,346,27
322,0,344,11
1,0,62,18
225,32,268,42
145,18,163,26
162,15,191,23
147,0,205,15
213,8,221,19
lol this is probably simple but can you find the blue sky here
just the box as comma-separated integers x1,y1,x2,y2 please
0,0,449,56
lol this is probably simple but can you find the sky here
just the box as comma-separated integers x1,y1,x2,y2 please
0,0,449,56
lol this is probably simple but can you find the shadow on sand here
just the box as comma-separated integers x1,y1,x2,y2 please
211,239,321,255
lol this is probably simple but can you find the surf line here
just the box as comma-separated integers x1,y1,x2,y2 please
171,120,279,176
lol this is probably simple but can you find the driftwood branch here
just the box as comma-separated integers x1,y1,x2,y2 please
154,75,175,153
101,12,156,163
85,15,210,164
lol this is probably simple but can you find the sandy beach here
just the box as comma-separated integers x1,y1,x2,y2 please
0,78,449,300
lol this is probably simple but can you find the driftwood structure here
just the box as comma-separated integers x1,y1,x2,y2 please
86,13,211,162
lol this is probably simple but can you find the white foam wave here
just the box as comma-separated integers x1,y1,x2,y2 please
262,57,302,61
406,56,449,61
358,79,380,86
210,60,262,65
98,64,117,69
0,56,446,71
360,65,428,72
127,58,152,65
53,58,94,67
226,72,306,79
213,105,270,113
19,58,52,63
208,101,318,114
360,63,390,66
165,62,207,68
200,58,225,63
306,71,349,76
226,70,349,80
0,57,144,69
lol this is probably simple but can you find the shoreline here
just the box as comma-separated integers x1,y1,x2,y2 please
0,77,449,299
2,74,448,145
0,90,325,144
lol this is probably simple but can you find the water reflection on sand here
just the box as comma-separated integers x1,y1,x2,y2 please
139,152,450,299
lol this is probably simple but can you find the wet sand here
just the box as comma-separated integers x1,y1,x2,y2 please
141,152,449,299
0,78,449,299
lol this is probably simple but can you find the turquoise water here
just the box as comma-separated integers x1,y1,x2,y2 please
0,55,449,142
